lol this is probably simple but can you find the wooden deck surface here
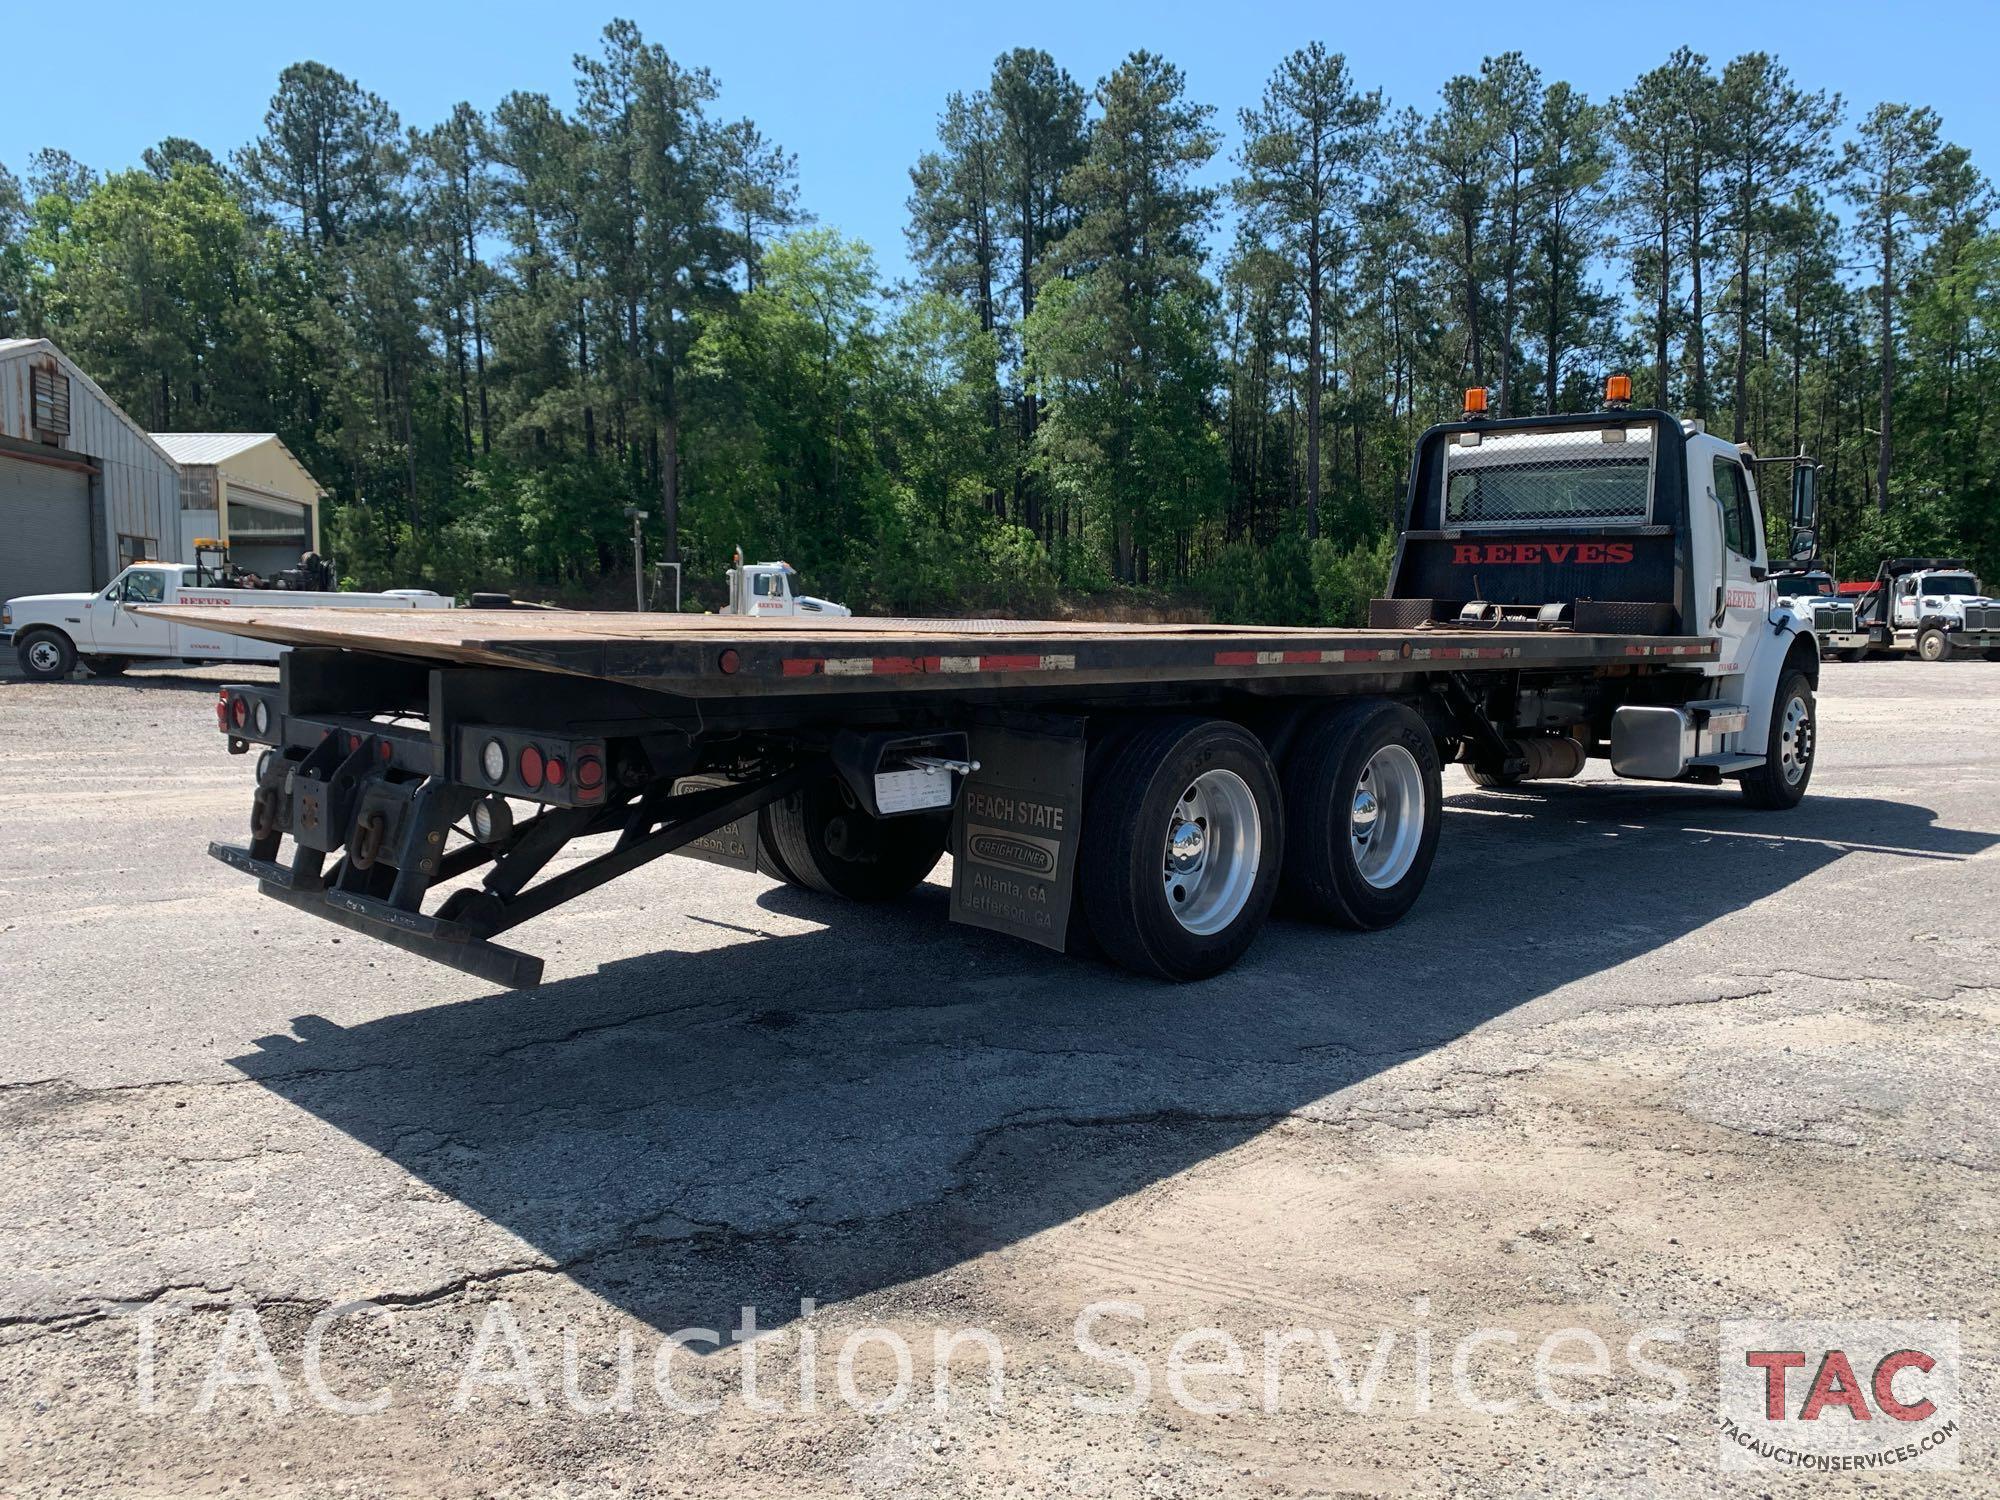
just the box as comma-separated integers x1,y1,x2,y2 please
138,604,1714,692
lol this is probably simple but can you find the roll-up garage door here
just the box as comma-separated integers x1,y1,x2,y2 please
0,454,93,605
226,485,311,577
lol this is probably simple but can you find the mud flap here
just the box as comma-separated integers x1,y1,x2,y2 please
668,775,760,871
949,718,1085,952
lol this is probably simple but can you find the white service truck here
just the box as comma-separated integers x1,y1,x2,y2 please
4,560,451,681
1849,558,2000,661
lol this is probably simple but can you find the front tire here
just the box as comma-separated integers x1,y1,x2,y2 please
763,774,947,901
1080,717,1282,981
1918,628,1949,662
1282,700,1443,929
16,631,76,681
1738,669,1816,809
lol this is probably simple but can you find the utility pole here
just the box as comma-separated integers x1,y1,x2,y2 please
623,507,649,611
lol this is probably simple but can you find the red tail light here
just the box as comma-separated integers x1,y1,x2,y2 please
545,756,566,788
518,744,545,790
215,691,229,731
574,753,605,801
230,695,249,730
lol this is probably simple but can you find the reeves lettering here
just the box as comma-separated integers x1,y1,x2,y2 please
1451,542,1636,566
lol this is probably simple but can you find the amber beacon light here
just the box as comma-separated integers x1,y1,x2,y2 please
1604,373,1633,408
1462,386,1489,417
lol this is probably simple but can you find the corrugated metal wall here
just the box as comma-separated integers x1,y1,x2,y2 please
0,344,180,586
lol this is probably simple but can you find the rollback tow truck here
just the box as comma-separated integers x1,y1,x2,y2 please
1848,558,2000,662
162,378,1828,988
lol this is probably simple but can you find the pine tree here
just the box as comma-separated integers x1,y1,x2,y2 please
1236,43,1382,538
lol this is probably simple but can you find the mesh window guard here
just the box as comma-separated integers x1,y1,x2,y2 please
1441,425,1656,527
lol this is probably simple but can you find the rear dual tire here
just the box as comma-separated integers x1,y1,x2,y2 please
762,773,948,902
1281,701,1443,931
1080,718,1284,982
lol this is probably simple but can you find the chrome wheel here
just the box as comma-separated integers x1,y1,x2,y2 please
1778,693,1813,785
1350,744,1425,889
1162,768,1262,935
26,639,61,674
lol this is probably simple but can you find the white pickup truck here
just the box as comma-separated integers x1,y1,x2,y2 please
4,562,451,680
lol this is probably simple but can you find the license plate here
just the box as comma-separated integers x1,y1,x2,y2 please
874,768,952,814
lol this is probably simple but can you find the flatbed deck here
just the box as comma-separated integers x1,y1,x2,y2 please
144,605,1716,696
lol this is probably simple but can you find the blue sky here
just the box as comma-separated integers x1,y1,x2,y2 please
4,0,1992,286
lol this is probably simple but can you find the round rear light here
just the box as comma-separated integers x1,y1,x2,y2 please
518,744,545,790
718,648,740,674
378,740,393,763
575,755,605,792
215,693,228,730
253,700,271,736
480,737,507,783
471,796,513,844
545,757,566,787
231,696,249,729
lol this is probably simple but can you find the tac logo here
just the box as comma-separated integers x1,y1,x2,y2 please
1718,1320,1961,1473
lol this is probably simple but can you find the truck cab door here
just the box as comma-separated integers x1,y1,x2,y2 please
1895,577,1919,629
104,568,176,655
1707,454,1767,673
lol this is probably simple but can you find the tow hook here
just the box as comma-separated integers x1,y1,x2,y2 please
350,812,388,871
250,786,284,842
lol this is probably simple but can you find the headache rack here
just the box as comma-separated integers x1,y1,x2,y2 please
1378,408,1693,637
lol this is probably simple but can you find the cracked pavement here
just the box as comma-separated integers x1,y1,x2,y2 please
1,660,1996,1496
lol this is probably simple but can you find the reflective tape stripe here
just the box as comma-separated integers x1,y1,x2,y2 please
778,651,1080,677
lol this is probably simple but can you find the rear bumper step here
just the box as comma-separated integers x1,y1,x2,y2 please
207,842,544,989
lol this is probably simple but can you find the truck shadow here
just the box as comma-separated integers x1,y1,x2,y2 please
229,788,1993,1339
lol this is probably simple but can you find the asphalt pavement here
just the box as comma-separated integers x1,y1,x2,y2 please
1,657,1994,1497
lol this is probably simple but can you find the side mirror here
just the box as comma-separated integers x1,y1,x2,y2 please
1790,464,1817,527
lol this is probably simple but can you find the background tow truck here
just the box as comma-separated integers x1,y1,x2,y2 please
1848,558,2000,661
722,548,852,619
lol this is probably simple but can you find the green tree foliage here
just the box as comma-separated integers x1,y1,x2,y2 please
1030,52,1224,586
0,26,1995,612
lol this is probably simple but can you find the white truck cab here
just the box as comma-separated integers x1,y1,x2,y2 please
1608,424,1821,790
1408,390,1824,802
1769,566,1867,659
5,561,451,681
723,554,851,619
1891,569,1997,655
1852,558,2000,661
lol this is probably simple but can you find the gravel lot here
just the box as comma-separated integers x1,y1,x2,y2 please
1,657,1995,1497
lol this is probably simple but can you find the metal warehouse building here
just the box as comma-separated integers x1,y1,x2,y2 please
152,432,324,579
0,338,180,606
